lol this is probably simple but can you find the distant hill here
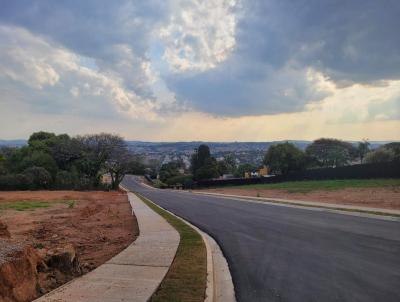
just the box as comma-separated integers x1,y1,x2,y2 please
0,139,27,147
126,140,312,154
0,139,393,153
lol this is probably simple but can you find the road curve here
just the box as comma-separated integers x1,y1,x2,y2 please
122,176,400,302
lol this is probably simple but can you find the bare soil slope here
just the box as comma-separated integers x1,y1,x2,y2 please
0,191,138,302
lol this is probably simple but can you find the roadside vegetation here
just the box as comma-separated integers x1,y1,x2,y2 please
137,194,207,302
0,131,145,190
151,139,400,188
227,178,400,193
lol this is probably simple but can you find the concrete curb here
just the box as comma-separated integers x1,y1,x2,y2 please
35,190,179,302
135,192,236,302
190,191,400,219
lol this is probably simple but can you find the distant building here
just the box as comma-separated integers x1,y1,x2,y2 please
221,174,235,179
259,165,269,177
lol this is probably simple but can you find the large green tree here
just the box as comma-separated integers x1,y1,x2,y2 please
190,144,219,180
264,142,306,175
306,138,357,167
0,131,145,191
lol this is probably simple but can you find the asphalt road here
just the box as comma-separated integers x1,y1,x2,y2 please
122,176,400,302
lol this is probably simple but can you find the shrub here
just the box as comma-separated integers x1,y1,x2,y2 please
0,173,34,190
23,166,52,189
365,149,395,163
165,174,193,186
153,179,168,189
55,170,78,189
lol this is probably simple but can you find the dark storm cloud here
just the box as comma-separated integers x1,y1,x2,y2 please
0,0,169,97
167,0,400,116
1,0,399,117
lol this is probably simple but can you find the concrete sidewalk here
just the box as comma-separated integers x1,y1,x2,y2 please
35,193,179,302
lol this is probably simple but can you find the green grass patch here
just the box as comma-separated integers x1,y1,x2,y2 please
136,194,207,302
0,199,78,212
228,178,400,193
0,200,51,211
65,200,76,209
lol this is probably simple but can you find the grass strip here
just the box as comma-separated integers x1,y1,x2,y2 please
227,178,400,193
136,193,207,302
0,200,51,211
0,199,78,212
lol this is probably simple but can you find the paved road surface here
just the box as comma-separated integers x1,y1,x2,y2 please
122,176,400,302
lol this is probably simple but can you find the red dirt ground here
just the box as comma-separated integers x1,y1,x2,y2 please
200,187,400,210
0,190,138,302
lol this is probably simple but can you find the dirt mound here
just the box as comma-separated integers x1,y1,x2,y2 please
0,221,10,239
0,241,85,302
0,240,41,302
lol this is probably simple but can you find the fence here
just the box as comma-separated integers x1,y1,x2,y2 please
193,161,400,188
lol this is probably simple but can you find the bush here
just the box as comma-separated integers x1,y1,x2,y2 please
165,174,193,186
153,179,168,189
23,166,52,189
0,173,35,190
365,149,395,163
55,170,78,189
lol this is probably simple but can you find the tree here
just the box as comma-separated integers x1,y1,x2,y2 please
364,148,395,163
264,142,306,175
190,144,219,180
217,155,236,176
159,162,181,183
383,142,400,162
23,166,52,189
101,135,132,189
357,140,370,163
195,157,219,180
128,157,146,175
20,151,58,177
217,160,229,176
75,133,120,185
234,163,256,178
306,138,357,167
28,131,56,147
190,144,211,174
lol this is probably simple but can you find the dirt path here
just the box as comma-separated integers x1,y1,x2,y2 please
200,187,400,210
0,190,138,302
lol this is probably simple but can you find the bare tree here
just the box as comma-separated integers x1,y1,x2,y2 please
77,133,130,188
104,141,133,189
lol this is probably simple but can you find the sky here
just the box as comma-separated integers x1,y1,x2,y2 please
0,0,399,141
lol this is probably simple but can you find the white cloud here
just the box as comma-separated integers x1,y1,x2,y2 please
0,25,163,120
159,0,238,72
0,26,60,89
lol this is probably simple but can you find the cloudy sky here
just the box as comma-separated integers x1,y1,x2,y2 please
0,0,399,141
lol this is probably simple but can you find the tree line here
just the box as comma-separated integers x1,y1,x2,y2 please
2,133,398,190
155,139,400,187
0,131,144,190
264,139,400,175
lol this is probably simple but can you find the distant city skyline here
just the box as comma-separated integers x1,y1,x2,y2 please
1,1,399,141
